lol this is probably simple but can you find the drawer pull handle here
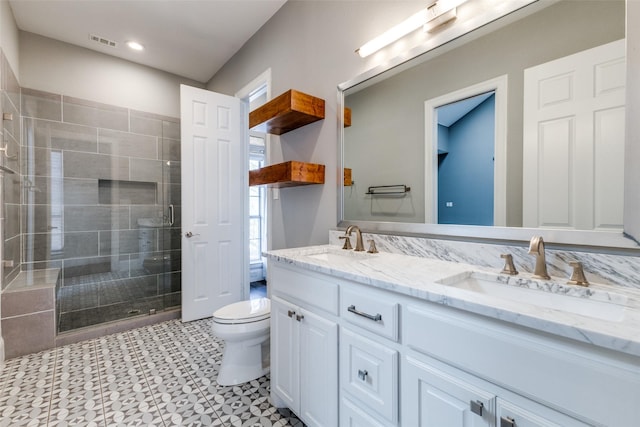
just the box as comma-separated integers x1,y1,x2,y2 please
470,400,484,416
357,369,368,381
287,310,295,318
347,305,382,322
500,416,515,427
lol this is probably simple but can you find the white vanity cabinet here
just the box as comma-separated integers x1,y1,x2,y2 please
268,259,640,427
402,352,593,427
270,265,339,427
403,303,638,427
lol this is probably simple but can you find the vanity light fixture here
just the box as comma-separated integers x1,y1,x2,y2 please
423,0,461,32
126,41,145,51
356,0,467,58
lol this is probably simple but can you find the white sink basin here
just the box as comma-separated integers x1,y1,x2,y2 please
437,271,628,322
299,246,375,262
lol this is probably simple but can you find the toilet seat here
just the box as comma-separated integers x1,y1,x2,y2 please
213,298,270,324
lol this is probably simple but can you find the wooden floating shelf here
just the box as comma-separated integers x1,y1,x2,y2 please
249,161,325,188
249,89,325,135
344,168,353,186
344,107,351,128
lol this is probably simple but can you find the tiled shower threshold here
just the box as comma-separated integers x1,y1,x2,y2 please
55,307,181,347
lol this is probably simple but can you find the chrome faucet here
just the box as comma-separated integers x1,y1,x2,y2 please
528,236,550,280
345,225,365,251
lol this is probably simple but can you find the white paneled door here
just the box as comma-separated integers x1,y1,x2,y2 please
523,39,626,230
180,85,247,322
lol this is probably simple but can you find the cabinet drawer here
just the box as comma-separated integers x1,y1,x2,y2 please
270,264,339,315
340,285,399,341
340,397,394,427
340,328,398,423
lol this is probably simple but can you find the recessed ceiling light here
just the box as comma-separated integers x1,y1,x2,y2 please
127,41,144,51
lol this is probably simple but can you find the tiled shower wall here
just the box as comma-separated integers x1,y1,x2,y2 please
1,50,22,286
1,50,182,332
22,88,182,331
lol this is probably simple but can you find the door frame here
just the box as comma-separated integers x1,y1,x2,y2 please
235,68,272,297
424,75,508,226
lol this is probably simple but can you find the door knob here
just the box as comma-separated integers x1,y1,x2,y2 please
185,231,199,238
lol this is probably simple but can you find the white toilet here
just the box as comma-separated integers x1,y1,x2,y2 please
211,297,271,386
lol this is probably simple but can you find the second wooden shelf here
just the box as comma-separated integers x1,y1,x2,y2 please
249,161,325,188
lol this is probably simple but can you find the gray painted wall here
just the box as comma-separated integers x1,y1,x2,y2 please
207,1,429,250
19,32,204,118
207,0,628,249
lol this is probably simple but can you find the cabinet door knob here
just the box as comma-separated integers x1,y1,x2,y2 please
357,369,368,381
500,416,516,427
470,400,484,416
287,310,295,318
296,314,304,322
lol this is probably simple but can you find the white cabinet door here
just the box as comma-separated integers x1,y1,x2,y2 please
299,308,338,427
271,295,338,427
403,355,495,427
271,296,300,412
496,398,591,427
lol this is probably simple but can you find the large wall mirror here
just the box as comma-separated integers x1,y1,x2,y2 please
338,0,637,249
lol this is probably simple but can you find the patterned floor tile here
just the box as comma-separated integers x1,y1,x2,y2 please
0,318,306,427
95,332,165,427
0,360,14,396
141,354,219,426
0,349,57,427
48,342,106,426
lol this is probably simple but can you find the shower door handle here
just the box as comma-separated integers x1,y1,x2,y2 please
168,204,175,226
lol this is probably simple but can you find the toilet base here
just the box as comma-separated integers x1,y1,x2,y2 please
217,334,270,386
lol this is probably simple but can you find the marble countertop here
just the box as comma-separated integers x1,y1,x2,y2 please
265,245,640,357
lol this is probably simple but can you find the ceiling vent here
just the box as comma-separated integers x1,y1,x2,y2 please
89,34,117,48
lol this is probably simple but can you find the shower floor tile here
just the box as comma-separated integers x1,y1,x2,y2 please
0,318,304,427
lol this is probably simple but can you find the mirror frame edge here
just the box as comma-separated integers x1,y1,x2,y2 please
337,0,639,251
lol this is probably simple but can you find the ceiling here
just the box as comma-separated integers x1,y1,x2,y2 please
9,0,287,83
437,91,494,127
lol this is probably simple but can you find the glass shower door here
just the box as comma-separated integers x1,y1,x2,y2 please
16,90,182,333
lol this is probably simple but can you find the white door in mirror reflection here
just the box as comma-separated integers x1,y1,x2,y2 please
523,39,625,230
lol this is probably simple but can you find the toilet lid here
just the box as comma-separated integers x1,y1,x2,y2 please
212,298,270,324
